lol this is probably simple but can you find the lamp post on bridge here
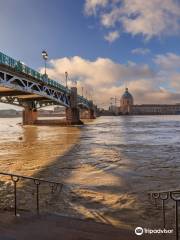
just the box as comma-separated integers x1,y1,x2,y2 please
65,71,68,88
41,50,48,78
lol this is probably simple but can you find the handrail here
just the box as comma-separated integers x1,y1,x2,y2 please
0,172,63,216
0,172,62,185
149,189,180,240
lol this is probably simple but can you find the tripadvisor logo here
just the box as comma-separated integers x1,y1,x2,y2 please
135,227,143,235
135,227,173,236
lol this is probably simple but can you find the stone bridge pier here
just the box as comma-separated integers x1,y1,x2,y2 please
80,101,96,120
22,87,96,125
23,104,38,125
66,87,83,125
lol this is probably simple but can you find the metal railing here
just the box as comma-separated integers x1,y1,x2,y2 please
0,172,63,216
149,189,180,240
0,51,91,106
0,51,70,93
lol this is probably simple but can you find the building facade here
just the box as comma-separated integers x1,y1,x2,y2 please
120,88,134,114
119,88,180,115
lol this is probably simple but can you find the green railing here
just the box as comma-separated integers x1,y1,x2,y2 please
78,95,90,105
0,51,90,106
0,51,69,93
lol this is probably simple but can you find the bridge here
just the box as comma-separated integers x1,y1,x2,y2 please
0,51,96,125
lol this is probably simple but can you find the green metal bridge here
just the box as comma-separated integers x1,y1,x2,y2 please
0,51,90,109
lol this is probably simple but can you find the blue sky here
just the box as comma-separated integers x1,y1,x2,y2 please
0,0,179,68
0,0,180,106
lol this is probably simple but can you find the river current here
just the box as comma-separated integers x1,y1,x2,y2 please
0,115,180,229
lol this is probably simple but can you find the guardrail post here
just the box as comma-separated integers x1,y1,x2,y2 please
175,200,179,240
34,180,40,215
169,192,180,240
0,172,63,217
162,199,166,229
11,176,19,216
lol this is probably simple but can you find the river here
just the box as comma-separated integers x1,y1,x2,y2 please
0,115,180,229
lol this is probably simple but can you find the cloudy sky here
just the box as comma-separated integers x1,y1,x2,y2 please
1,0,180,108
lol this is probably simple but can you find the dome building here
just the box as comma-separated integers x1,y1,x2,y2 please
108,87,180,115
118,87,180,115
120,88,134,114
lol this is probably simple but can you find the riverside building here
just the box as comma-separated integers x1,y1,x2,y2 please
115,88,180,115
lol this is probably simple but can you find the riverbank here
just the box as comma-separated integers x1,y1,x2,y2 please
0,212,172,240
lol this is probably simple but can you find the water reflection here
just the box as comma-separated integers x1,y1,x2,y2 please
0,118,81,176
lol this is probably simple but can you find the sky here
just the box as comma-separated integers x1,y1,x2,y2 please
0,0,180,108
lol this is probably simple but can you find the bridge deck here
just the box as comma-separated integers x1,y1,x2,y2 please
0,86,44,99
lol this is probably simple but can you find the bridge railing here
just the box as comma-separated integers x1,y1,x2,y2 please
0,172,63,216
0,51,70,94
0,51,91,106
149,189,180,240
77,95,91,107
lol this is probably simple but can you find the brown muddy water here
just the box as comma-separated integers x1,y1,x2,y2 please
0,115,180,229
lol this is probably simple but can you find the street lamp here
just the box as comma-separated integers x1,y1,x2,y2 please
65,71,68,88
42,50,48,76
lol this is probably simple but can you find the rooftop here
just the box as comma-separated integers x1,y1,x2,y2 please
121,88,133,100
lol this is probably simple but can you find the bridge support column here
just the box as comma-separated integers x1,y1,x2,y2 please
89,108,96,119
66,87,83,125
23,107,38,125
80,100,96,120
80,108,96,119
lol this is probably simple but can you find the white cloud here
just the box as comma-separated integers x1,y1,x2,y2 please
104,30,120,42
84,0,180,40
171,73,180,90
40,55,180,107
44,56,154,87
84,0,109,15
132,48,151,55
154,53,180,70
101,7,122,27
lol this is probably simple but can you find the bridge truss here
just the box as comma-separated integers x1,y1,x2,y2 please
0,67,70,109
0,51,91,109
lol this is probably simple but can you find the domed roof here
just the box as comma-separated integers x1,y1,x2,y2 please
121,88,133,100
